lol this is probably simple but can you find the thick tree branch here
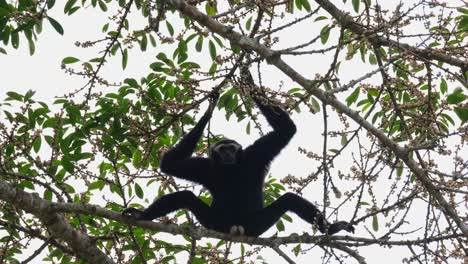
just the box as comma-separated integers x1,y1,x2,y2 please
164,0,468,236
0,180,115,264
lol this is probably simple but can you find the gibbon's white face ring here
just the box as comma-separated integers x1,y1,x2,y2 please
212,142,241,164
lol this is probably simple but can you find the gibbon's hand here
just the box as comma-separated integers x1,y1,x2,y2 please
209,90,220,102
327,221,355,235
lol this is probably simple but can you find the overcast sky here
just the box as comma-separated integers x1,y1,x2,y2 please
1,0,465,263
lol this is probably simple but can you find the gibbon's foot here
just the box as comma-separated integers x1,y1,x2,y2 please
122,208,144,220
229,225,245,236
327,221,355,235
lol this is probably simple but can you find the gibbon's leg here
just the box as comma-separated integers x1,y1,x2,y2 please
243,192,354,236
123,190,213,228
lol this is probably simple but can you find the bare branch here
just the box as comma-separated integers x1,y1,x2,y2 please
311,0,468,69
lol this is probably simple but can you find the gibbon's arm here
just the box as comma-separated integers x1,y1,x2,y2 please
244,97,297,170
160,102,215,184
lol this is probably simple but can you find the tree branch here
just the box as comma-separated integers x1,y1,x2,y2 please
0,180,114,264
1,181,460,246
311,0,468,70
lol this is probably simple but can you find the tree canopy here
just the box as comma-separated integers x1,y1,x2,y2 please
0,0,467,263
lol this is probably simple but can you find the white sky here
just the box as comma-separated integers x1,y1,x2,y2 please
0,0,465,263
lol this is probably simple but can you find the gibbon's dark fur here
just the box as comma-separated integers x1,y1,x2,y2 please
123,97,354,236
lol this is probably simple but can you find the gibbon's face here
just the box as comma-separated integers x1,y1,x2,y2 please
210,139,242,165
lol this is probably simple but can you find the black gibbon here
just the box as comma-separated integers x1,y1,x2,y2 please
123,96,354,236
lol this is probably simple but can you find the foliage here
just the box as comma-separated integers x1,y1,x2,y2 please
0,0,467,263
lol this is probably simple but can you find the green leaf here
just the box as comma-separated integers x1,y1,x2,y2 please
47,17,64,35
27,34,35,55
68,6,80,15
205,2,216,16
135,183,144,198
179,62,200,69
441,113,455,126
282,214,292,222
43,117,58,128
429,42,440,48
246,17,252,31
458,16,468,31
62,57,80,64
369,54,377,65
346,87,360,106
293,245,301,256
24,89,35,101
140,35,147,51
64,0,78,14
11,31,19,49
33,136,41,153
454,107,468,123
6,91,23,101
191,257,206,264
89,57,104,63
341,133,347,146
209,40,216,60
124,78,139,87
122,48,128,69
65,104,80,124
98,0,107,11
83,62,93,71
213,36,224,47
61,156,74,173
310,97,320,113
276,220,285,231
447,88,466,104
149,34,156,47
396,166,403,177
320,25,330,44
287,87,303,95
150,62,165,72
372,215,379,231
20,180,35,190
230,42,241,54
300,0,311,12
440,78,447,94
102,23,109,33
362,102,372,112
458,8,468,15
3,111,13,122
44,190,53,201
132,149,142,168
295,0,302,10
88,180,105,190
0,7,9,17
195,35,203,52
166,21,174,36
47,0,56,8
314,16,327,22
208,62,217,76
79,153,93,160
352,0,360,13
